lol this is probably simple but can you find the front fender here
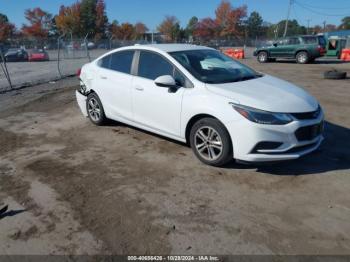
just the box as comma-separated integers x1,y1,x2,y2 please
180,88,241,139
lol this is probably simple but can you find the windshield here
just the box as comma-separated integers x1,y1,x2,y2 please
169,49,260,84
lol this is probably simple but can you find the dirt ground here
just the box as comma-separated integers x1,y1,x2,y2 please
0,58,350,255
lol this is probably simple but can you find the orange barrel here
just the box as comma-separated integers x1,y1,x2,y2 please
223,48,235,59
233,49,244,59
340,49,350,61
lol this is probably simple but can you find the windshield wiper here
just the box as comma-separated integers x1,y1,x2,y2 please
234,75,258,82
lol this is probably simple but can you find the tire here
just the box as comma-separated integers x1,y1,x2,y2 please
296,51,309,64
86,93,107,125
190,118,233,167
324,70,347,80
257,51,269,63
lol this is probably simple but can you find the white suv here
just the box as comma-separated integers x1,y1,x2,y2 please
76,44,324,166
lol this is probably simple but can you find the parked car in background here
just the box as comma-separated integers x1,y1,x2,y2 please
4,48,28,62
81,42,95,49
76,44,324,166
28,49,49,62
97,43,108,49
254,35,326,64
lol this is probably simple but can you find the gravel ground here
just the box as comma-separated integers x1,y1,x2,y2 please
0,58,350,255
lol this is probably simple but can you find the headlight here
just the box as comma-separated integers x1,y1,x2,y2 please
232,104,293,125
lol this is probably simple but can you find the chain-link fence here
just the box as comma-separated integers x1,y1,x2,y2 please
0,36,268,93
0,37,98,93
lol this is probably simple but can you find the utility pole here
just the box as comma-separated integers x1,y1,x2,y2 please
323,21,327,32
283,0,293,37
306,19,311,34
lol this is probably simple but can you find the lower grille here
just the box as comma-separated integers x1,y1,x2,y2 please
295,122,323,141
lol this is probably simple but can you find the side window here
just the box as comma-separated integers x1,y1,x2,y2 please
110,51,134,74
302,37,317,44
277,39,287,45
138,51,174,80
99,55,111,69
288,38,300,45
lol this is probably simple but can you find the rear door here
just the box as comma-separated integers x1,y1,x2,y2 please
286,37,300,57
96,50,135,120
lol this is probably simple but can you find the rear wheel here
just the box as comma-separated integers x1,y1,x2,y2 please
190,118,233,167
86,93,107,125
296,51,309,64
257,51,269,63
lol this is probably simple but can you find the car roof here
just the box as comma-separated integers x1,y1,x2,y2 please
126,44,213,53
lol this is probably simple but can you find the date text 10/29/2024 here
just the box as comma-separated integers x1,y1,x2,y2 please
128,256,220,261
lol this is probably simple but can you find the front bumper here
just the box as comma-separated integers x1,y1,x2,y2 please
226,113,324,162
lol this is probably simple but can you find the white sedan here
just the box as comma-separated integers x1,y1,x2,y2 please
76,44,324,166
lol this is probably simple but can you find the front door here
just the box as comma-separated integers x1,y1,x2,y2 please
132,51,185,137
270,38,289,57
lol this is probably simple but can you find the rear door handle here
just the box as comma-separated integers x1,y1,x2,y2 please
135,87,144,91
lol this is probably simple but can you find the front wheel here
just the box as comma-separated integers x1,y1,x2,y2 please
86,93,107,125
190,118,233,167
257,51,269,63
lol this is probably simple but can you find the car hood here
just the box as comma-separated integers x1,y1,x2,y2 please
205,75,318,113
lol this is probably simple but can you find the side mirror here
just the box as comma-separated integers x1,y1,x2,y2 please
155,75,179,93
273,43,278,47
154,75,176,88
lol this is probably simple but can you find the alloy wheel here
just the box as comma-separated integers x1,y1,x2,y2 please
297,53,308,63
194,126,223,161
87,98,101,122
258,52,267,62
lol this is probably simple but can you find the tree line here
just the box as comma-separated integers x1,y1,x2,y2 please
1,0,350,43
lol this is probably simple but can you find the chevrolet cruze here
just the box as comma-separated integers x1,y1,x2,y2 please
76,44,324,166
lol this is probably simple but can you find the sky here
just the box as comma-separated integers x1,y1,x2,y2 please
1,0,349,30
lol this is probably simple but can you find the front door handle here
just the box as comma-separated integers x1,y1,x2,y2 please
135,87,144,91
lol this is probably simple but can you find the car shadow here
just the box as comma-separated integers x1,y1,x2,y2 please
105,119,188,147
105,120,350,176
227,121,350,176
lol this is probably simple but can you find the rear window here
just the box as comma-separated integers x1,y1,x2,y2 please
318,36,326,47
99,55,111,69
302,36,318,44
98,50,134,74
110,51,134,74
